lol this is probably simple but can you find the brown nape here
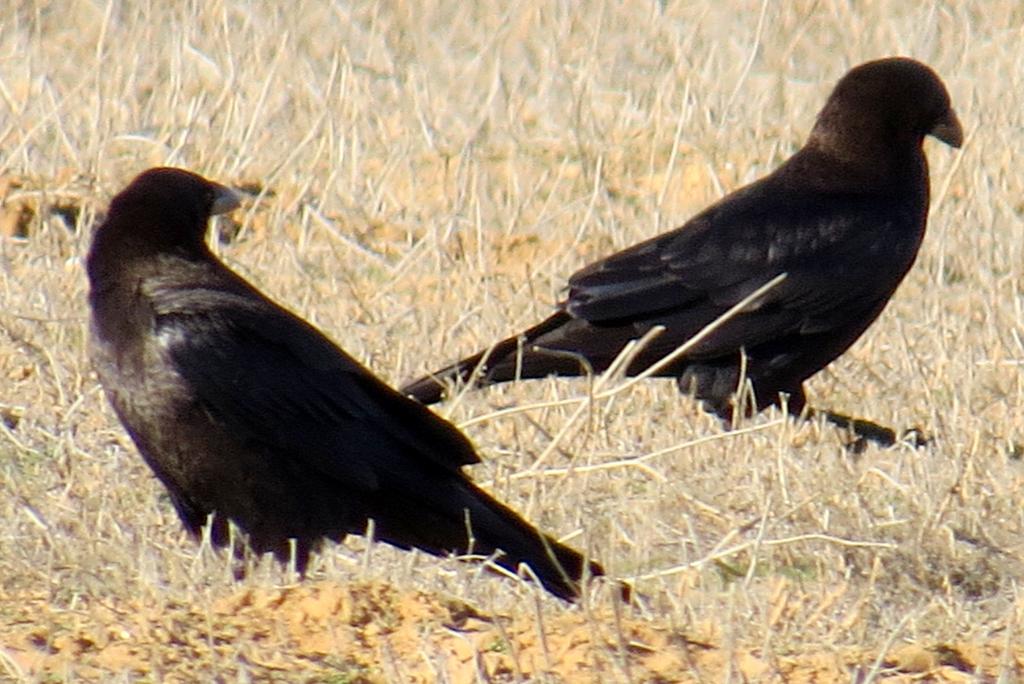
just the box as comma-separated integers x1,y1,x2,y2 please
87,167,611,602
401,57,959,450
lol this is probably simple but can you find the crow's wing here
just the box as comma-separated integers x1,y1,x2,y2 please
149,285,480,493
566,178,922,357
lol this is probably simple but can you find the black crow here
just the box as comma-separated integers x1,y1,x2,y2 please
401,57,963,447
87,167,604,601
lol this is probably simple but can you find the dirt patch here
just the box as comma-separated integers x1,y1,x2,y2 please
2,580,1019,682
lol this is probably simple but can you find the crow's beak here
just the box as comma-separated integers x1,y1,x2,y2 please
211,184,242,215
930,108,963,148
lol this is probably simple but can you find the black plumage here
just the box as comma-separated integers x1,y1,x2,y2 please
87,167,603,601
401,58,963,446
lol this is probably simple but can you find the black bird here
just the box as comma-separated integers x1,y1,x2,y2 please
87,167,604,601
401,57,963,446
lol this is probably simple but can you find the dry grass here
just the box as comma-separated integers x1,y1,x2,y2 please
2,0,1023,681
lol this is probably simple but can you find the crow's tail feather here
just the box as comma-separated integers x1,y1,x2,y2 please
368,477,611,601
400,312,575,404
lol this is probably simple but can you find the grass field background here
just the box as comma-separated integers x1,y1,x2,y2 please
1,1,1023,681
